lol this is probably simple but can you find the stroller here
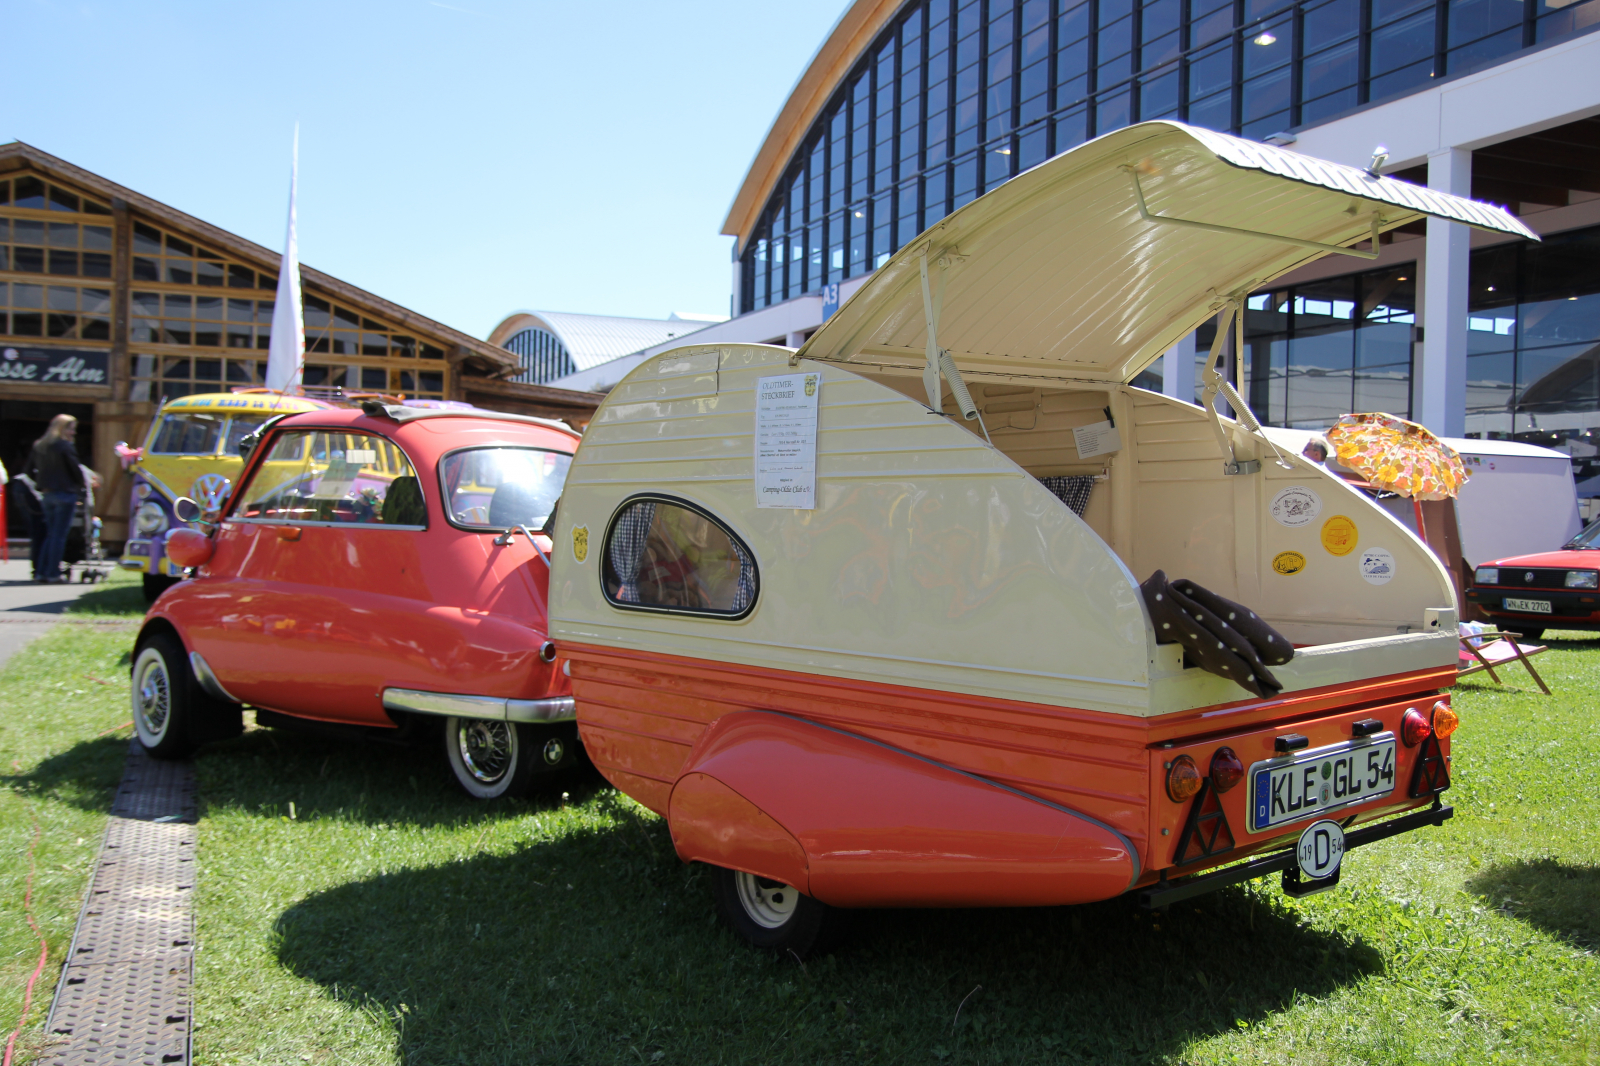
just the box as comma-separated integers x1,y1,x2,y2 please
9,466,108,583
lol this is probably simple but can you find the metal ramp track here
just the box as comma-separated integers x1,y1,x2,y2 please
43,741,196,1065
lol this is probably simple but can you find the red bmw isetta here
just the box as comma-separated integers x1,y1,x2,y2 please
131,402,582,799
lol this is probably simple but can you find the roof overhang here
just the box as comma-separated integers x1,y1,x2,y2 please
721,0,904,251
798,122,1537,387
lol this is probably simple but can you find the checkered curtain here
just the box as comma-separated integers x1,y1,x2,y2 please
609,500,657,602
731,542,756,613
1038,475,1096,517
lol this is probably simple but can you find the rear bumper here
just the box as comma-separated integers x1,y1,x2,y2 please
1134,802,1453,909
382,687,576,723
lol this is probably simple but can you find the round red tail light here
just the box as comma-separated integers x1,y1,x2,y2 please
1210,747,1245,792
1166,754,1202,802
1432,700,1458,739
1402,707,1432,747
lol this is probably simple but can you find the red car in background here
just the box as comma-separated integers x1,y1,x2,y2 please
1465,517,1600,641
130,402,582,799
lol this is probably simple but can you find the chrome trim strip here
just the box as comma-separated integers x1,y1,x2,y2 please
189,652,241,704
228,519,427,531
380,688,577,723
506,696,576,723
383,688,507,720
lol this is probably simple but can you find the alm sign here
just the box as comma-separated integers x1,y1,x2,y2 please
0,346,109,386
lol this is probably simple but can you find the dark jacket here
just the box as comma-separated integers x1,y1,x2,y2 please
26,437,83,495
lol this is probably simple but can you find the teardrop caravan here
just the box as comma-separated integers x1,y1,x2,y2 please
546,122,1532,953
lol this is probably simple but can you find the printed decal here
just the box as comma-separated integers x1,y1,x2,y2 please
1270,485,1322,527
1272,550,1306,575
1359,547,1395,586
1320,515,1358,556
572,525,589,564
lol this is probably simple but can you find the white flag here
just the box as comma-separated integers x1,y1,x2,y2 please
265,126,304,393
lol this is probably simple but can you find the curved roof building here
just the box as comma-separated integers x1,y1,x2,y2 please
487,310,720,389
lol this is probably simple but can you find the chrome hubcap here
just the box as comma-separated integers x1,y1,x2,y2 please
135,658,171,736
734,871,799,929
458,720,513,784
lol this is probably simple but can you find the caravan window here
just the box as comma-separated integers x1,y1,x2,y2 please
602,497,757,618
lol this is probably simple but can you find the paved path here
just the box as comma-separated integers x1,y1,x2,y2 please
0,559,118,668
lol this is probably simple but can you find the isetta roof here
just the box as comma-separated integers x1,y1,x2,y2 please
800,121,1535,387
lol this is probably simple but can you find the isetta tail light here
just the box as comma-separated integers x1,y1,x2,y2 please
1165,754,1202,802
1401,708,1432,747
1209,747,1244,792
1431,700,1459,739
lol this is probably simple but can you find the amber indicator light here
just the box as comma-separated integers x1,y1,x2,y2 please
1166,754,1202,802
1431,700,1459,739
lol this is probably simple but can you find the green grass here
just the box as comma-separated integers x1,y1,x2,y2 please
0,569,144,1063
4,593,1598,1064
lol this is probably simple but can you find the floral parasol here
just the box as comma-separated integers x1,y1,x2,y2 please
1325,412,1471,500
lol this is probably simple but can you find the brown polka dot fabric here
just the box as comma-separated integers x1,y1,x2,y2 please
1140,569,1294,698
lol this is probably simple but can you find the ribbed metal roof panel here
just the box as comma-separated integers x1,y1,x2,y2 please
529,313,713,372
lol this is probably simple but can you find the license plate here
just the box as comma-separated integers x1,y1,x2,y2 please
1249,735,1396,834
1502,597,1552,614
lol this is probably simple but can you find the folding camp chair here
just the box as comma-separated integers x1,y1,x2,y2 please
1457,628,1552,695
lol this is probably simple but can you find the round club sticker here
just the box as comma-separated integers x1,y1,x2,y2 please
572,525,589,563
1320,515,1359,556
1272,550,1306,575
1297,819,1345,880
1270,485,1322,527
1359,547,1395,585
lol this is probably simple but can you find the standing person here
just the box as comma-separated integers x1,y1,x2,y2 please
26,415,98,584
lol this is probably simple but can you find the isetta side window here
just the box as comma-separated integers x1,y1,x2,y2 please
439,447,571,531
602,498,757,618
234,430,427,527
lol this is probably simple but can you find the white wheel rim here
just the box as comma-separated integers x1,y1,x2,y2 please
457,720,515,784
133,651,171,740
734,871,799,929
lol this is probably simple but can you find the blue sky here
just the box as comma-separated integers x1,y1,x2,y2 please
5,0,844,337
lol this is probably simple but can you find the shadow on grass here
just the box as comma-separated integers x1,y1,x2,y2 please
272,820,1381,1066
0,734,133,812
1467,858,1600,952
61,578,149,618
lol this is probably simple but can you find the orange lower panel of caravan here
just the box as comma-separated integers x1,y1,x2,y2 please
565,642,1454,899
669,712,1136,907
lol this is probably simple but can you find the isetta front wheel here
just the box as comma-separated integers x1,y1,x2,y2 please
130,633,198,760
709,866,848,957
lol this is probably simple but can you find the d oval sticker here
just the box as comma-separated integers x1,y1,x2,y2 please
1272,550,1306,575
1270,486,1322,527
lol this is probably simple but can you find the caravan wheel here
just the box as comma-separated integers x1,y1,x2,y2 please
709,865,849,956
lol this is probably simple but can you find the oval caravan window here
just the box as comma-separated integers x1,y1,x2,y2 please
601,497,758,618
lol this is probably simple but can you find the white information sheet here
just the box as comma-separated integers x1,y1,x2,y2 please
755,372,820,510
1072,419,1122,459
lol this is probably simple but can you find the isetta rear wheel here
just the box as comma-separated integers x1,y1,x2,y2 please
443,717,576,800
130,633,198,760
709,865,848,957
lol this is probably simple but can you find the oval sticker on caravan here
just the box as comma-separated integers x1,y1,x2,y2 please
1272,551,1306,575
572,525,589,563
1359,547,1395,585
1270,486,1322,527
1320,515,1358,556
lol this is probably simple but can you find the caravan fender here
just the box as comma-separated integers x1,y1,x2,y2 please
667,711,1138,908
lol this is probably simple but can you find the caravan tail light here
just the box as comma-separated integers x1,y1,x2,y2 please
1431,700,1459,739
1402,708,1432,747
1165,755,1202,802
1209,747,1244,792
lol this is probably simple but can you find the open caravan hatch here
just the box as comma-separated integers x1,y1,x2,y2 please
557,121,1534,720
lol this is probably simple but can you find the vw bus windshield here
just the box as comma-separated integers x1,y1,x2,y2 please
440,447,572,530
149,412,226,455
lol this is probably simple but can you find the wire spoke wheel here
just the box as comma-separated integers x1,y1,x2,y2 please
457,720,514,784
133,650,172,739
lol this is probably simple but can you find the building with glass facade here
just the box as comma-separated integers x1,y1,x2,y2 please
487,311,725,392
1,142,601,548
631,0,1598,487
